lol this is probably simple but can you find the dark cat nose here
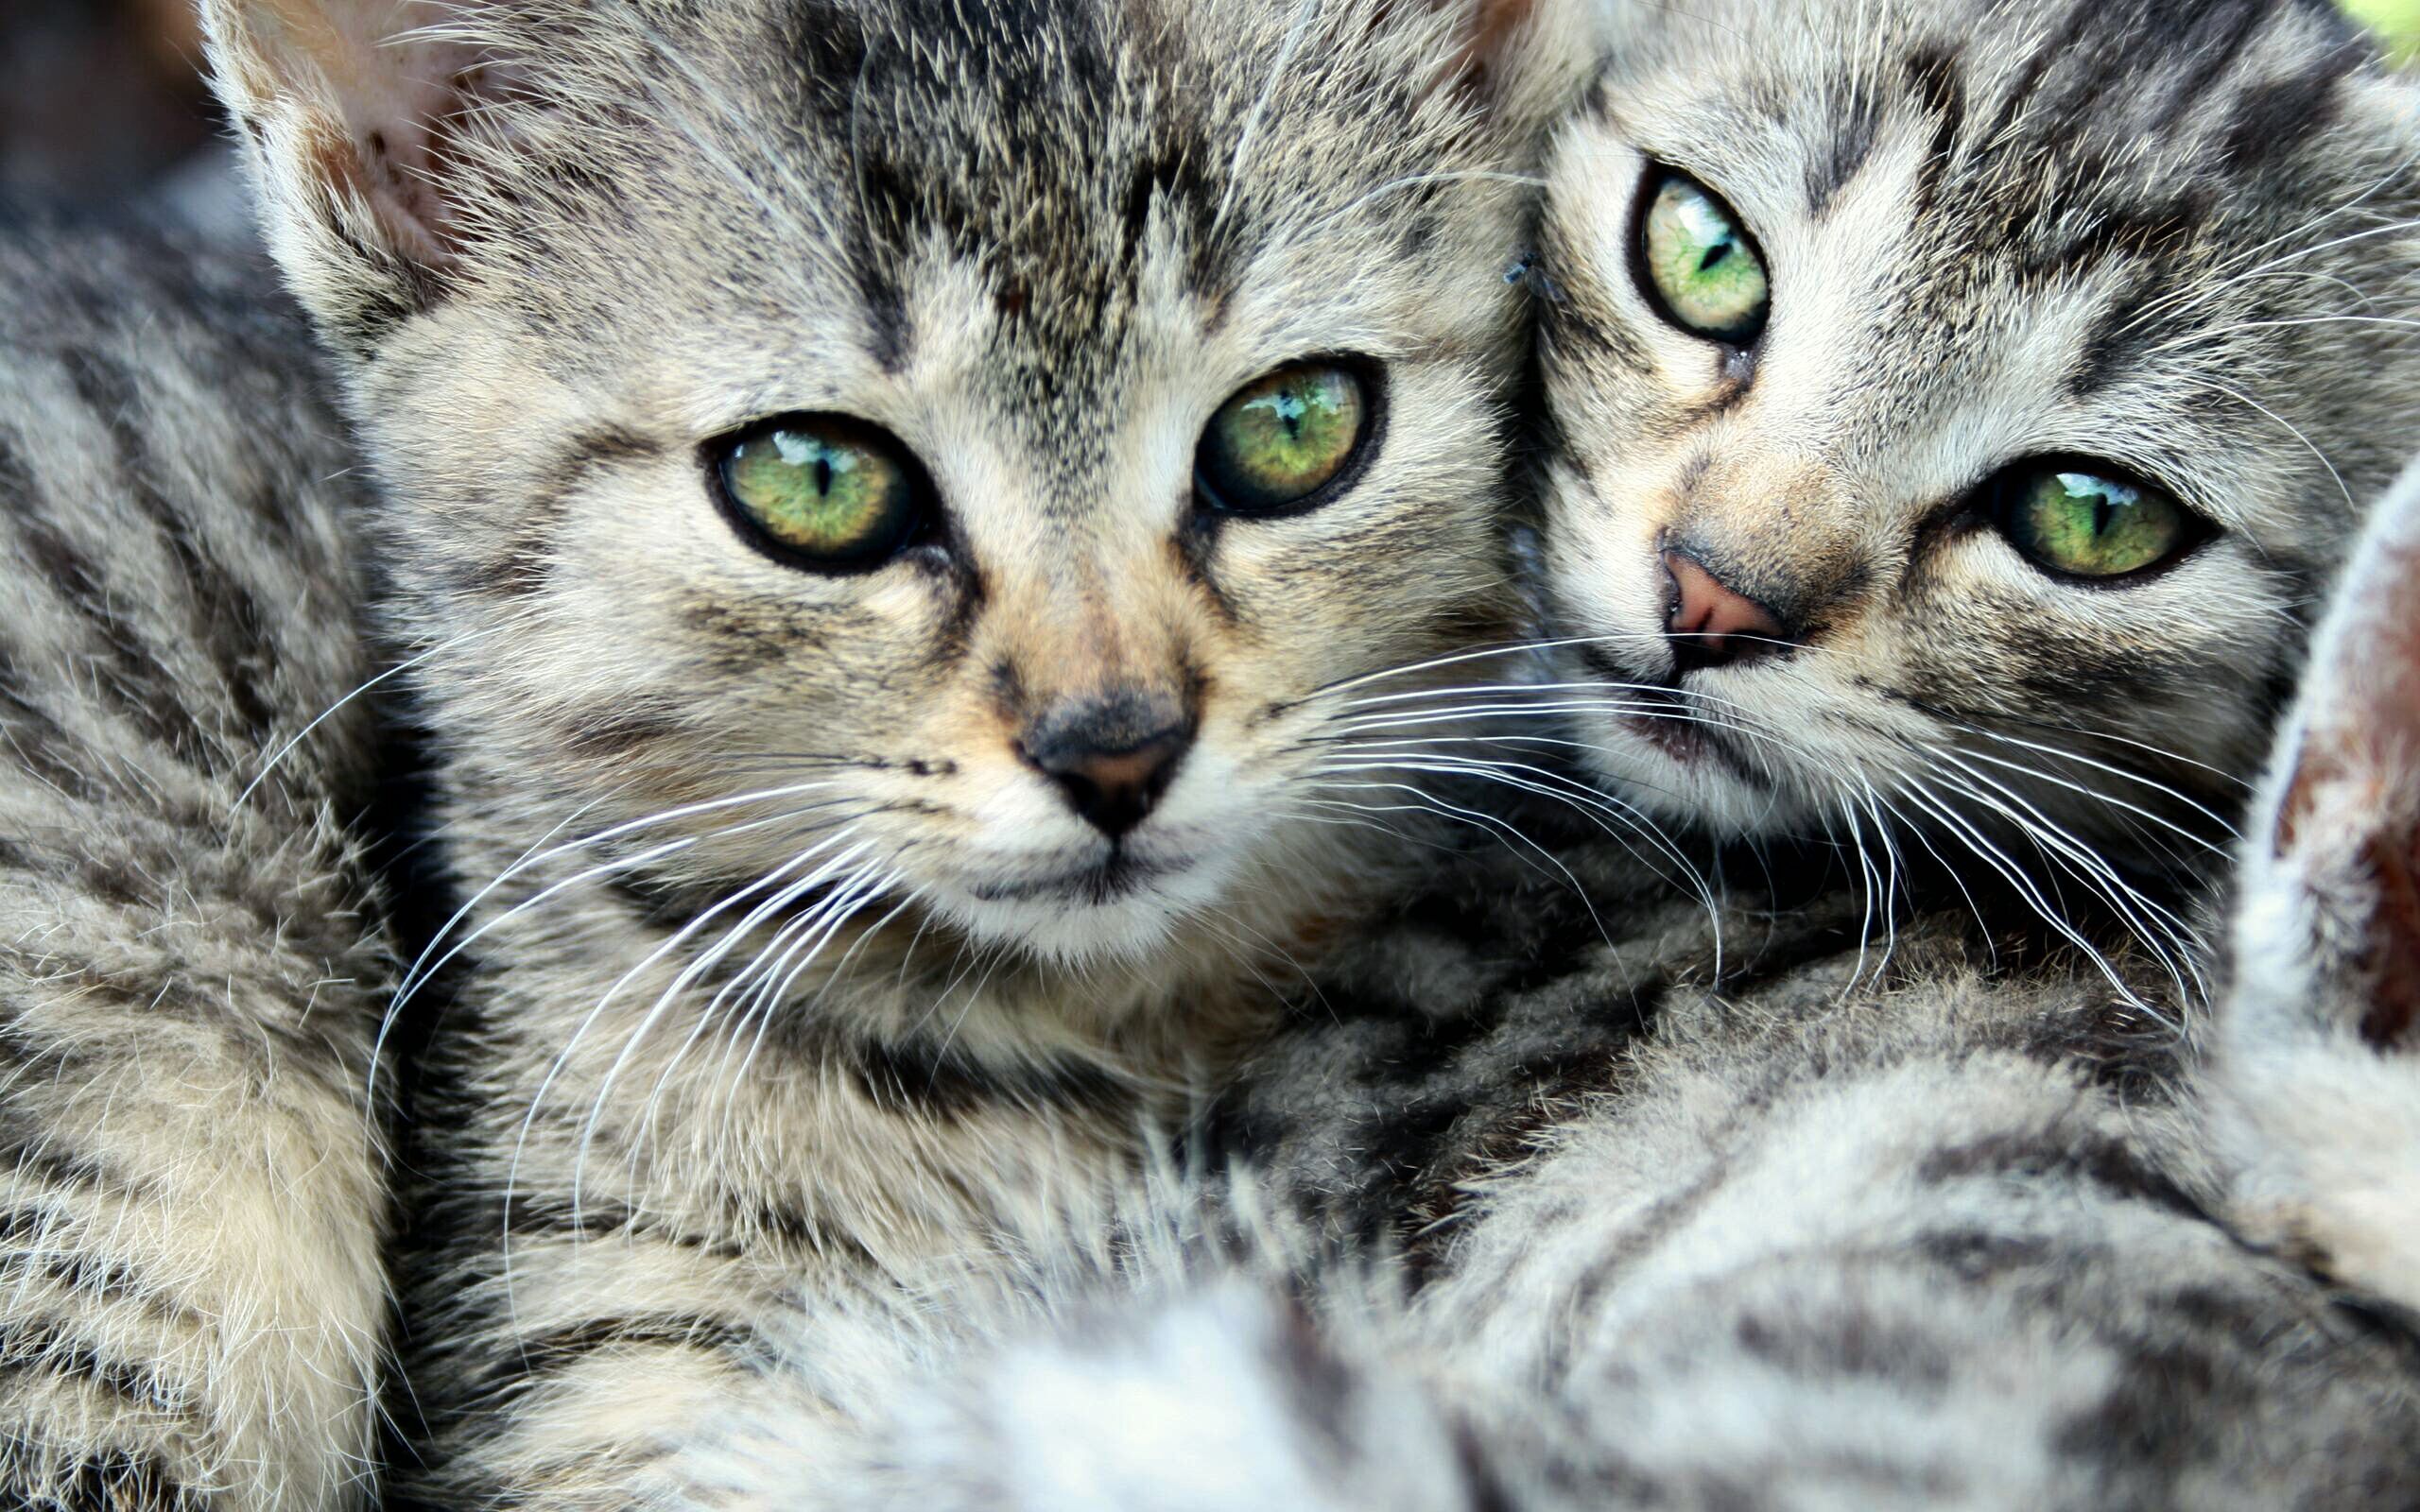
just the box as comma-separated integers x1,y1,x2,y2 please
1017,694,1196,840
1664,550,1789,674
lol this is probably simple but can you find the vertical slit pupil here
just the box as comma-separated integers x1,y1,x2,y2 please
1699,240,1732,272
815,455,834,495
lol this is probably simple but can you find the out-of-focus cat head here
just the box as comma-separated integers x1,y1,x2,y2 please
200,0,1582,974
1532,0,2420,886
2215,455,2420,1316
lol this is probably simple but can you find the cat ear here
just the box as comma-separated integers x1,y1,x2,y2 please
198,0,518,341
1435,0,1597,123
2216,455,2420,1310
2247,456,2420,1050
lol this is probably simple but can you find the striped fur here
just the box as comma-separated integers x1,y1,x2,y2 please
696,732,2420,1507
682,3,2420,1503
0,215,391,1510
195,0,1591,1503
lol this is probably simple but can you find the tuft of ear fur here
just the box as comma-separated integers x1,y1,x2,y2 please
1425,0,1598,136
198,0,518,346
2213,454,2420,1313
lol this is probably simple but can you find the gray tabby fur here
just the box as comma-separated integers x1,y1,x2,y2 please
195,0,1588,1503
0,215,391,1510
695,458,2420,1511
682,0,2420,1503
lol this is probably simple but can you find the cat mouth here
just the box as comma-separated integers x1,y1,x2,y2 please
967,849,1192,906
1573,644,1761,783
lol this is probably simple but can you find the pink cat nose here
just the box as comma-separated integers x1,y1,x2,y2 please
1664,550,1789,674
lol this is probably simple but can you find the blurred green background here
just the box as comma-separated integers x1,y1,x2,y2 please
2349,0,2420,60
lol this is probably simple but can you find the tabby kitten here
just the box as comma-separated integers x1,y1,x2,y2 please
0,215,390,1510
199,0,1581,1503
1523,0,2420,922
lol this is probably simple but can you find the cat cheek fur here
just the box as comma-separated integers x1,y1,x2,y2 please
2212,455,2420,1315
1531,0,2420,875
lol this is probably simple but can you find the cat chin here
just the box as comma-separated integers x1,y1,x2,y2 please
926,850,1245,969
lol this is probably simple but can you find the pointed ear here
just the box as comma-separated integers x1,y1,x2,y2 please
2249,456,2420,1051
199,0,513,345
1440,0,1597,126
2215,458,2420,1310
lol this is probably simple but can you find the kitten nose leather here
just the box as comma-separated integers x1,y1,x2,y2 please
1018,696,1195,840
1664,550,1789,674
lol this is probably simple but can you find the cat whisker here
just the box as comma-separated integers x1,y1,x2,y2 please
1929,751,2213,944
234,627,500,811
632,879,914,1188
1968,713,2256,795
1319,749,1720,946
1943,737,2235,856
389,782,854,1014
1305,169,1548,241
1215,0,1321,234
2181,375,2357,514
1310,776,1610,933
555,833,883,1213
711,865,909,1141
1918,760,2204,1011
1887,773,2162,1018
510,827,872,1236
1291,635,1579,705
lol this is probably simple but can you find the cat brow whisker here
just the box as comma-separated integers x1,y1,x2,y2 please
1215,0,1322,235
2183,375,2357,514
2118,167,2419,330
1304,169,1548,241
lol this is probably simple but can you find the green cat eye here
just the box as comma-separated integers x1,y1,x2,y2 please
1196,362,1373,517
1995,467,2193,580
1639,171,1770,345
716,416,923,568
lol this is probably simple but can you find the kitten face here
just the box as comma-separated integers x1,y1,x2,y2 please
213,0,1567,971
1534,0,2420,872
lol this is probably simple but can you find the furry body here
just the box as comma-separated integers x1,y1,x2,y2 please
196,0,1584,1502
0,215,389,1510
696,764,2420,1509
